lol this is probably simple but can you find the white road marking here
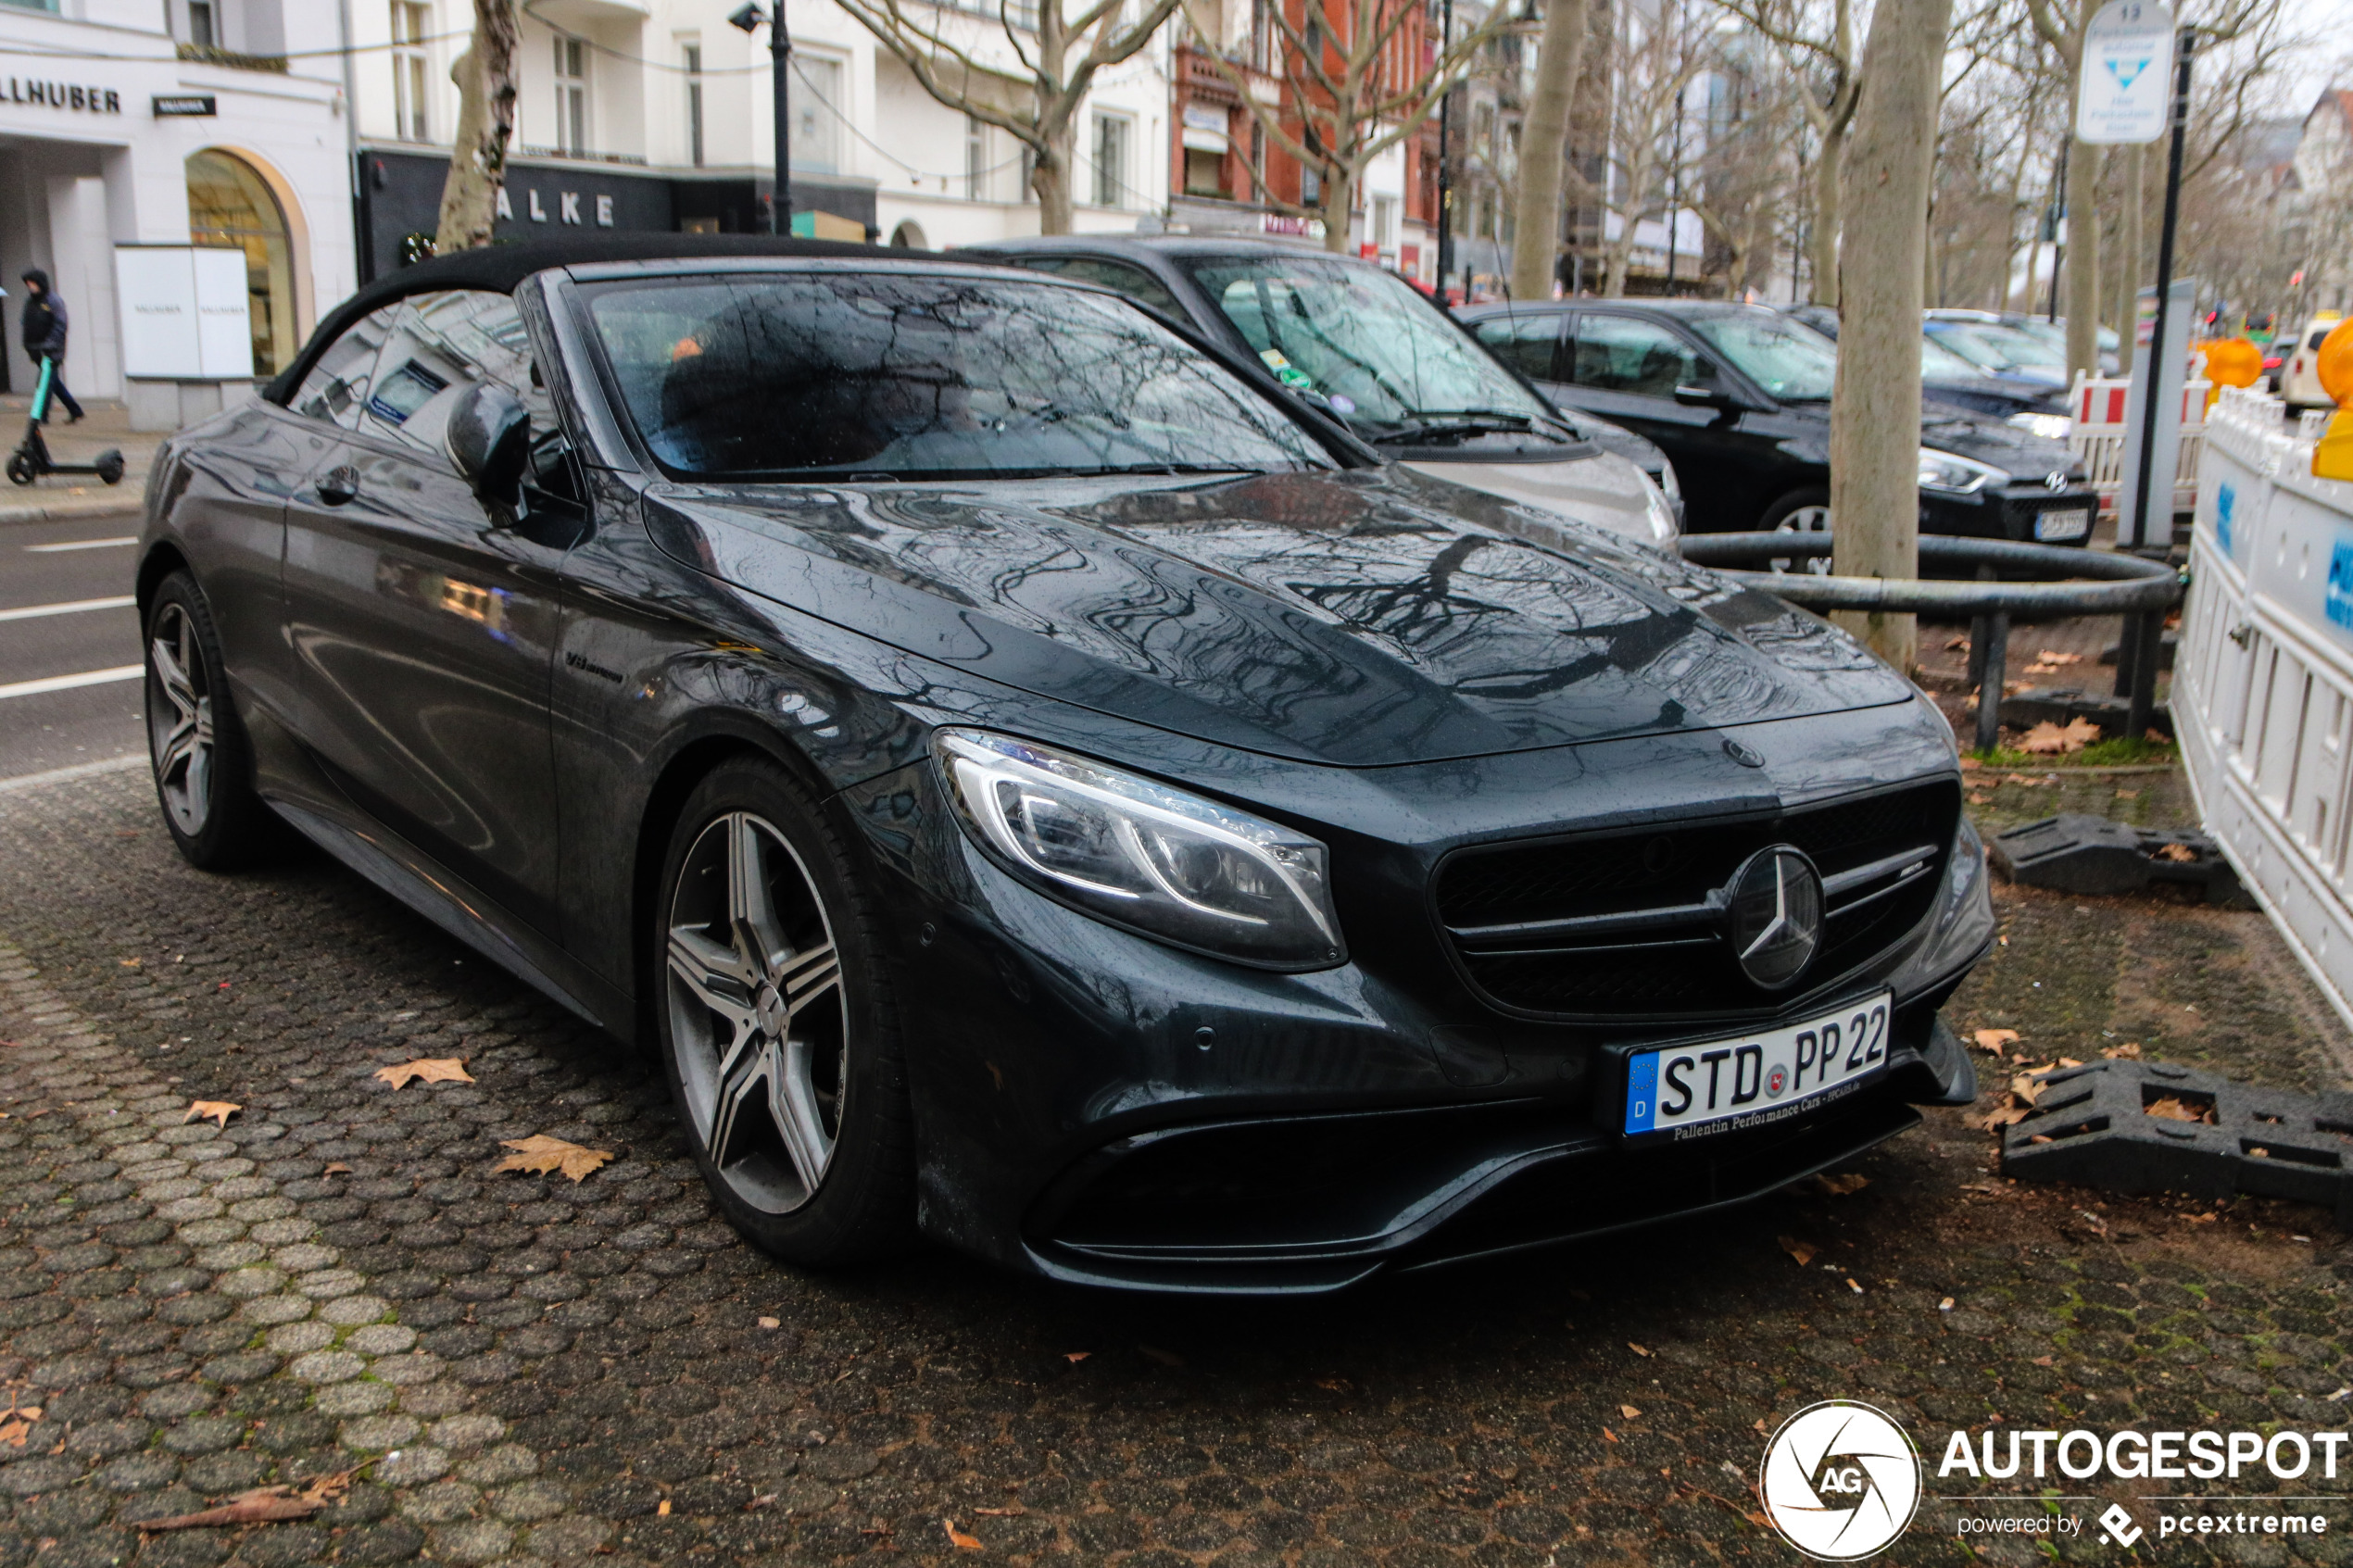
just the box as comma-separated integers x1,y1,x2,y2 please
0,753,144,794
24,536,135,553
0,595,135,622
0,664,141,700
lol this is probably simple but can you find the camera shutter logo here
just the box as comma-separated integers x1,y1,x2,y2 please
1758,1400,1921,1560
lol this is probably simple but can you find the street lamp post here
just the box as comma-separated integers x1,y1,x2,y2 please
1434,0,1453,297
730,2,792,234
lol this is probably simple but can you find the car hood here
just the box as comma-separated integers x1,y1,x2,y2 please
642,466,1913,768
1918,402,2077,482
1922,376,2064,419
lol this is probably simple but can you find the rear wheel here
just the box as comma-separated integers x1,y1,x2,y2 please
655,757,914,1264
145,571,276,869
1760,487,1833,575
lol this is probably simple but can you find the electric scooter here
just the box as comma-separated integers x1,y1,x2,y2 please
7,356,122,487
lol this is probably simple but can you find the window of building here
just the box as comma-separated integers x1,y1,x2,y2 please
1373,195,1396,252
187,0,216,47
186,149,296,378
965,115,986,200
1091,113,1127,208
554,36,587,156
793,56,842,175
683,44,703,167
392,2,430,142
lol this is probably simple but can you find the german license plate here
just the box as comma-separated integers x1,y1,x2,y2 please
1623,992,1893,1141
2034,508,2091,542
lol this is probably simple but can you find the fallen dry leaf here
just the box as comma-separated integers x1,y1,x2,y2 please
1754,1418,1769,1433
1316,1376,1352,1391
1972,1028,2020,1054
183,1101,239,1128
945,1519,984,1549
1063,1351,1090,1363
975,1506,1026,1517
1975,1104,2032,1131
2115,788,2141,800
371,1058,474,1090
1939,1297,1956,1311
2156,842,2198,863
1602,1427,1619,1443
2032,650,2084,667
322,1162,351,1175
118,958,140,968
132,1471,350,1531
2101,1042,2143,1060
1946,635,1970,652
495,1135,615,1183
1628,1342,1652,1358
1778,1235,1818,1267
2032,1355,2055,1367
1968,791,1990,804
758,1316,781,1330
2018,717,2102,755
657,1499,672,1517
1138,1344,1185,1368
1814,1173,1870,1196
2145,1097,2217,1124
1620,1404,1642,1419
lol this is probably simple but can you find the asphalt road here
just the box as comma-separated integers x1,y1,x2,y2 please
0,511,145,782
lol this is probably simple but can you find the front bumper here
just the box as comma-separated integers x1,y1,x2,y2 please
843,712,1994,1293
1924,481,2101,546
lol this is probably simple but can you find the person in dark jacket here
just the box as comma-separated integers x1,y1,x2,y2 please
19,270,82,423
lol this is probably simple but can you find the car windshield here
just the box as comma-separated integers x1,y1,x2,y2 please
1934,322,2065,373
1178,255,1565,442
1686,313,1839,400
582,272,1336,480
1921,333,1983,379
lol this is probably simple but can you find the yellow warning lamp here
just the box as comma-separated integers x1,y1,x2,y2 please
2318,319,2353,482
2201,337,2263,408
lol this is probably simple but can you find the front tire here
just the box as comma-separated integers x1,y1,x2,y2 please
144,571,276,870
654,756,914,1265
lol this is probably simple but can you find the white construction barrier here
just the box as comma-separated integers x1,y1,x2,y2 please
2175,384,2353,1034
2070,368,2211,517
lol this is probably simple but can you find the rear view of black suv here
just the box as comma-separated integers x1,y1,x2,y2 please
1457,298,2097,549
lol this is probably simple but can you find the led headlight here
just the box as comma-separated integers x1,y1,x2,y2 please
1917,446,2007,495
2005,411,2073,441
933,728,1344,969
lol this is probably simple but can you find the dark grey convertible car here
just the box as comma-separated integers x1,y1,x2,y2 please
138,236,1989,1292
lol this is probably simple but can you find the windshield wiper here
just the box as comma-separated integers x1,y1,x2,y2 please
1365,409,1547,445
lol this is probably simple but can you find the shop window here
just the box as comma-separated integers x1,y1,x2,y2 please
684,44,704,168
392,1,430,142
1184,148,1224,198
186,149,296,379
554,36,587,155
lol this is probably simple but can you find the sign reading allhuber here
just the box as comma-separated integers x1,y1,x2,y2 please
0,80,122,114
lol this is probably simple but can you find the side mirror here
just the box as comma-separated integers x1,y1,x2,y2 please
445,382,531,510
1674,383,1736,409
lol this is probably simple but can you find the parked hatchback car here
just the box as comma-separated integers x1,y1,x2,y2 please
960,235,1682,545
1780,304,2072,435
2284,312,2347,408
1458,298,2098,548
137,236,1990,1292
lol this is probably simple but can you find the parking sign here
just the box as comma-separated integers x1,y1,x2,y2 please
2077,0,2176,143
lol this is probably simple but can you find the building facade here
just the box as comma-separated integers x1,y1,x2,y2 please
0,0,354,421
347,0,1175,275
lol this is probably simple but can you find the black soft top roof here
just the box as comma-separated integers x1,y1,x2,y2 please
263,233,896,406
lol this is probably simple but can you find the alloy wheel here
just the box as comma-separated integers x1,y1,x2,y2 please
666,811,848,1214
146,602,215,836
1769,505,1835,576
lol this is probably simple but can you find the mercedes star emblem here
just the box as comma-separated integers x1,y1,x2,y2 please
1728,845,1823,989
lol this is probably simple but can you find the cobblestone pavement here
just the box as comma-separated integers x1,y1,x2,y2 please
2,764,2353,1567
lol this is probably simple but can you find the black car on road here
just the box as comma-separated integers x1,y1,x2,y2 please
136,236,1989,1292
1457,298,2098,550
961,234,1684,545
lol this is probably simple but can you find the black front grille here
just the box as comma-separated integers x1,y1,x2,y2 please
1434,781,1960,1021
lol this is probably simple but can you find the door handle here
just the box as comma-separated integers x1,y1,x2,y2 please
315,464,359,507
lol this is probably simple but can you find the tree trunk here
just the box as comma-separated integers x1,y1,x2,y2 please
1321,165,1356,254
2115,143,2143,375
2061,133,2102,377
434,0,519,254
1032,138,1076,235
1808,121,1844,306
1828,0,1953,674
1510,0,1590,301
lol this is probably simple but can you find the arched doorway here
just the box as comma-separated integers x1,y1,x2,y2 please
186,150,295,377
887,220,928,251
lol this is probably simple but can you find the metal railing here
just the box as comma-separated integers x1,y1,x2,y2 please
1676,533,2186,753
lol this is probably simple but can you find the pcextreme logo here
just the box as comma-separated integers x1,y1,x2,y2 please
1759,1400,1923,1561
